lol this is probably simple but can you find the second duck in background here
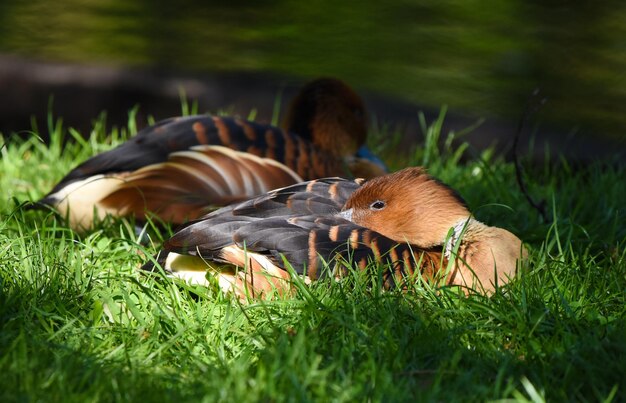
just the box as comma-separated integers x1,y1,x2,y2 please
33,78,388,230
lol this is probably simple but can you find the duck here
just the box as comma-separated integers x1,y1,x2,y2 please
33,78,387,231
146,167,527,298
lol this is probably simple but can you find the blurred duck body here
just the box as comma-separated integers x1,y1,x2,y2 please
36,78,387,230
150,167,526,298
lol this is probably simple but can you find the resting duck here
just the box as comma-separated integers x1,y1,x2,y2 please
147,167,526,298
34,78,387,230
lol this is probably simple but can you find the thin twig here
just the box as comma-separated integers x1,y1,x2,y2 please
513,88,550,223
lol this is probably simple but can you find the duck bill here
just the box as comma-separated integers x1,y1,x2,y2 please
337,208,353,222
355,145,388,173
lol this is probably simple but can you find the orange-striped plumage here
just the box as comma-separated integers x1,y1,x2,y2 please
147,167,526,298
35,78,386,230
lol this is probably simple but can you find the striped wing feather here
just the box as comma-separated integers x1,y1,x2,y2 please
99,145,302,224
47,115,343,196
163,176,365,251
231,177,364,218
230,215,444,288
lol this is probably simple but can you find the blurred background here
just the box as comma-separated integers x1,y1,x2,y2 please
0,0,624,162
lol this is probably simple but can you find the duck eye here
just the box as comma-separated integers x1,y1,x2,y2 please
369,200,386,211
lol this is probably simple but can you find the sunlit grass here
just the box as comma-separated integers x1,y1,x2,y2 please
0,110,624,402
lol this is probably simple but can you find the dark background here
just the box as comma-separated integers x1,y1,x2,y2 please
1,1,624,161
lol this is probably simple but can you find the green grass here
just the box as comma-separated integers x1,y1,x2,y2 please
1,109,625,402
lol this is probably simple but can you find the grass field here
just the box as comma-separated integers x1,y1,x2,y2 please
0,109,624,402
